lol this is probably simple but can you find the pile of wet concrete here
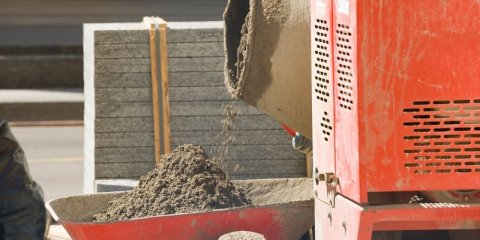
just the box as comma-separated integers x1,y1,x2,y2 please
94,145,250,222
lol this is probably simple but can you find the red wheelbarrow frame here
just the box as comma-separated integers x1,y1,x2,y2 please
47,190,313,240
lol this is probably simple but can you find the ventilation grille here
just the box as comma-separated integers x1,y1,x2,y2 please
321,111,333,142
314,19,331,103
403,100,480,174
336,24,353,110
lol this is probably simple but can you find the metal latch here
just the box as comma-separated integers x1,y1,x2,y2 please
315,172,339,186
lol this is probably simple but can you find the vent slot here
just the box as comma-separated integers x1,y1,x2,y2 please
314,19,331,103
336,23,354,111
321,111,333,142
402,99,480,174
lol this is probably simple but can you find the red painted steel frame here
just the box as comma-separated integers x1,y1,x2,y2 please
317,196,480,240
313,0,480,238
59,202,312,240
313,0,480,203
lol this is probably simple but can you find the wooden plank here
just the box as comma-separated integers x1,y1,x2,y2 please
95,130,292,148
94,28,223,44
95,88,151,103
94,72,224,88
95,102,152,117
95,145,303,162
95,42,224,59
95,132,154,148
171,130,292,147
95,57,224,73
169,102,263,116
222,160,306,175
191,145,305,160
169,115,284,131
229,174,306,180
148,24,162,165
306,154,312,178
95,101,263,118
94,115,283,133
202,145,304,160
160,26,172,154
94,73,152,88
95,117,153,133
95,162,155,179
95,147,155,163
94,87,232,103
94,160,305,179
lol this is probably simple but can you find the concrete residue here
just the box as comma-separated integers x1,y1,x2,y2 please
238,178,313,206
261,0,289,25
93,145,250,222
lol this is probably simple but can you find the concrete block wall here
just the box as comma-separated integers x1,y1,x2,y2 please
84,21,306,193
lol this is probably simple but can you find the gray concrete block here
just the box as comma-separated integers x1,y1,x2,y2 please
92,22,223,44
94,114,285,133
170,130,292,147
169,101,264,116
95,86,232,103
95,117,153,133
95,132,154,148
95,88,151,103
84,21,307,187
94,57,224,73
186,145,305,160
94,73,151,88
222,159,306,175
169,115,285,132
95,101,263,118
95,129,292,148
95,42,224,59
94,72,224,88
229,174,306,180
95,147,155,163
95,102,152,117
95,162,155,179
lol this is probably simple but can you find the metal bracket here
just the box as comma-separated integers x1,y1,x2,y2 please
315,170,340,207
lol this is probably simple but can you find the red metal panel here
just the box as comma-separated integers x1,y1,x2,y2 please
312,0,336,203
358,0,480,193
332,0,366,202
326,0,480,201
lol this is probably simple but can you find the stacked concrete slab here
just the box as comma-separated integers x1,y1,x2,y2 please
84,22,306,193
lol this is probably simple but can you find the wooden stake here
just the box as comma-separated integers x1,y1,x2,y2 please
306,153,312,178
159,25,172,154
144,16,170,165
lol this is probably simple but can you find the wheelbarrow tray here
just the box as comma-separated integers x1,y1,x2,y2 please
46,178,314,240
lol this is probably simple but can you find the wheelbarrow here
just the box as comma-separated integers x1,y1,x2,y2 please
46,178,313,240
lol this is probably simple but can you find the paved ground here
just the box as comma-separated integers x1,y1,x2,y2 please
10,126,84,202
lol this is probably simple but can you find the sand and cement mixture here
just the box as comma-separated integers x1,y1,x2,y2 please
93,145,250,222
